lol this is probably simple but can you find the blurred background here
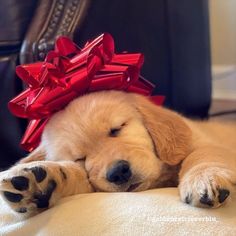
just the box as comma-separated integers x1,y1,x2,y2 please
0,0,235,169
210,0,236,120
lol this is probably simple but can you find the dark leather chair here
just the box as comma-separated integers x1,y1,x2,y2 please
0,0,211,169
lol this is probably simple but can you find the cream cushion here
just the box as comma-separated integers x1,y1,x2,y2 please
0,188,236,236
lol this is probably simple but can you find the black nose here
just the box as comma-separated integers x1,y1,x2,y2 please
106,160,132,185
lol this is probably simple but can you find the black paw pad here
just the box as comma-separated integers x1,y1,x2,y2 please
30,167,47,183
218,189,230,203
185,194,192,204
34,179,57,208
3,191,23,202
200,191,214,207
11,176,29,191
16,207,27,213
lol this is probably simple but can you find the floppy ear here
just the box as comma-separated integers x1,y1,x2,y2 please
18,145,46,164
132,94,192,165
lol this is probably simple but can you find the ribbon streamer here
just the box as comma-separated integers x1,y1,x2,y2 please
8,33,164,152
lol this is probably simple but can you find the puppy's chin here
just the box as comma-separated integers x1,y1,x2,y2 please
90,182,122,192
90,177,155,193
125,182,148,192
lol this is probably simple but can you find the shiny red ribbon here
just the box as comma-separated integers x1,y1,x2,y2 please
8,33,164,152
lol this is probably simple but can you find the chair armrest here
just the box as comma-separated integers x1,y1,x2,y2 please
20,0,90,64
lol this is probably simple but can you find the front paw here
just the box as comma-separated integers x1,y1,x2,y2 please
179,166,233,208
0,162,62,217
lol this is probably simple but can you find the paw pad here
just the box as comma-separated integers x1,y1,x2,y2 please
185,194,192,204
3,191,23,202
34,180,57,208
218,189,230,203
199,190,214,207
26,166,47,183
11,176,29,191
16,207,27,213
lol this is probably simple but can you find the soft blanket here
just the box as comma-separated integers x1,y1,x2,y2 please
0,188,235,236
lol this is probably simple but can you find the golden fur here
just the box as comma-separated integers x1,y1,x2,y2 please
1,91,236,216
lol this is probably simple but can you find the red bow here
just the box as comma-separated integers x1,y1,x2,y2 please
8,33,164,152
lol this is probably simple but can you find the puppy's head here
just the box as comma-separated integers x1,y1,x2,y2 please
22,91,192,192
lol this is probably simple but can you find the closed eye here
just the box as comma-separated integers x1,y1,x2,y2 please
109,128,121,137
75,156,86,162
109,123,126,137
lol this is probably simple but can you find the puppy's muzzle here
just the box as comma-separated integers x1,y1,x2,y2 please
106,160,131,185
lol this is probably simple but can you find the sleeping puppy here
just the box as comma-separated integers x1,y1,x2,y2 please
0,91,236,217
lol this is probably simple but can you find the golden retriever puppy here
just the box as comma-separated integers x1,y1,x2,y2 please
0,91,236,217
